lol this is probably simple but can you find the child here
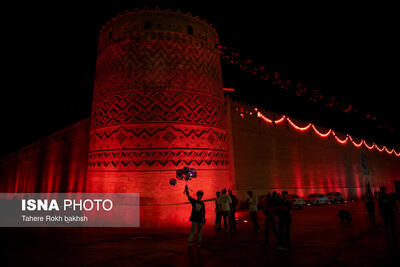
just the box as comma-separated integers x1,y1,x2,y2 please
185,185,206,247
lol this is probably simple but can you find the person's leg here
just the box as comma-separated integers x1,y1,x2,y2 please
197,223,203,245
188,222,196,245
222,212,228,232
389,216,396,240
383,217,390,240
264,222,269,245
285,222,291,247
272,224,281,245
278,220,285,242
371,209,376,224
231,209,236,230
216,212,222,230
254,212,260,231
250,212,257,231
368,210,373,224
228,211,234,231
215,212,221,230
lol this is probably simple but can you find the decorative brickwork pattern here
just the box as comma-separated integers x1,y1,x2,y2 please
88,10,228,172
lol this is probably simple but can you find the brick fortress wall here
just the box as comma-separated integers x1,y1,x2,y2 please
0,119,89,193
1,98,398,226
229,99,400,204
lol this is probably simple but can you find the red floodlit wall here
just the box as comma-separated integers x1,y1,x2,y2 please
0,119,89,193
229,99,400,203
86,9,234,227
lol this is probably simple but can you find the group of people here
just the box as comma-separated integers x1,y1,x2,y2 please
364,185,398,241
214,189,238,232
184,185,398,249
184,186,292,249
260,191,292,249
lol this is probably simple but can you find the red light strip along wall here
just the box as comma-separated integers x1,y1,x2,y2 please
239,107,400,157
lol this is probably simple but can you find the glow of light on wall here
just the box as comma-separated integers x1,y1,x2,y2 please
253,110,399,157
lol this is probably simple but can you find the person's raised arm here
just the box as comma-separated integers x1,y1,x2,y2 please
184,185,189,196
185,185,195,203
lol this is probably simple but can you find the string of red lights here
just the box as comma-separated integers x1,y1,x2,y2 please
240,107,400,157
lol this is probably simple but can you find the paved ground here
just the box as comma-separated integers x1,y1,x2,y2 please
3,200,399,266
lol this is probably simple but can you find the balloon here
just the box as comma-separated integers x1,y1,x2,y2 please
189,168,197,178
169,178,177,186
182,167,190,175
184,175,191,182
176,169,184,180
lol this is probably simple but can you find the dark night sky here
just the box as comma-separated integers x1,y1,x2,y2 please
1,2,399,157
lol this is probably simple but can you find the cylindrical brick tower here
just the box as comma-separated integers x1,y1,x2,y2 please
86,8,233,227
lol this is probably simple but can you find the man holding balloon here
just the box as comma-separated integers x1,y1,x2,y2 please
184,184,205,248
170,167,205,247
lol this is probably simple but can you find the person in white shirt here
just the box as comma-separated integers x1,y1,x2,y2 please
248,190,260,232
219,188,233,232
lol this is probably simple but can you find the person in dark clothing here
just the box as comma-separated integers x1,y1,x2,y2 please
275,191,291,248
364,192,376,225
337,209,352,225
378,186,397,241
185,185,205,247
215,191,222,231
229,190,238,231
271,191,277,205
266,193,272,203
262,196,281,248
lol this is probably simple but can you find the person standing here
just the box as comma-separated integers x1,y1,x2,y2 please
185,185,205,247
248,190,260,232
215,191,222,231
220,188,233,232
364,191,376,225
262,196,281,247
378,186,397,242
272,191,277,202
276,191,292,248
229,190,238,231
